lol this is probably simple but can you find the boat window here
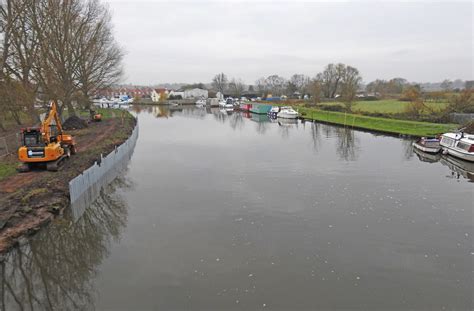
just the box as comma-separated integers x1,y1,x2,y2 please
456,141,472,151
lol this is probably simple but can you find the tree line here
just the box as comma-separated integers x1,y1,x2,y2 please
212,63,362,111
0,0,123,130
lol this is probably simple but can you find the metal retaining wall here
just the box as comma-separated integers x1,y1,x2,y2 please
68,123,139,220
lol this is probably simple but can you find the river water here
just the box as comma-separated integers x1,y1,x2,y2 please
2,106,473,310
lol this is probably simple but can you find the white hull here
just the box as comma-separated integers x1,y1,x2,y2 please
412,142,441,154
443,147,474,162
277,112,298,119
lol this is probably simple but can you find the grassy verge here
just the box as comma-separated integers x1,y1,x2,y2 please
75,108,133,120
323,99,448,114
298,108,457,137
0,161,17,181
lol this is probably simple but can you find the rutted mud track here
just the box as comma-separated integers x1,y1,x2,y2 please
0,116,135,253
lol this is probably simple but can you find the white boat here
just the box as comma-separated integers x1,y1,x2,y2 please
277,107,299,119
440,132,474,162
412,137,441,154
268,106,281,118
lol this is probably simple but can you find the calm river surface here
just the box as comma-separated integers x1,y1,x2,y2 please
3,106,473,310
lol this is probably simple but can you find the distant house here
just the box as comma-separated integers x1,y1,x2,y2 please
151,88,169,102
184,88,208,99
168,89,185,99
216,92,224,100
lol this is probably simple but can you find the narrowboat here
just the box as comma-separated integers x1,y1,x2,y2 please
412,137,441,154
250,103,272,114
239,103,252,111
440,132,474,162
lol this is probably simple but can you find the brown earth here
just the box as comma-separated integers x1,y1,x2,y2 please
462,121,474,134
0,115,136,253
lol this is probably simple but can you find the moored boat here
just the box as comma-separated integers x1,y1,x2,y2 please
268,106,281,118
239,103,252,111
440,132,474,162
412,137,441,154
250,103,272,114
277,106,299,119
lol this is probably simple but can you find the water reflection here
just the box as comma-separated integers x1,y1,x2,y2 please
1,178,130,310
413,148,441,163
228,112,245,131
413,148,474,182
334,127,358,161
440,155,474,182
402,139,415,160
309,122,322,152
250,114,270,135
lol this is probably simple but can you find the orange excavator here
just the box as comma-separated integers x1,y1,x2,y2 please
18,101,77,172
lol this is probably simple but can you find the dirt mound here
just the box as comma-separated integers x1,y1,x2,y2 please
62,116,88,130
461,121,474,134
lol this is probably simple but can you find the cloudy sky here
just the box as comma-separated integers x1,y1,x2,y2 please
104,0,473,85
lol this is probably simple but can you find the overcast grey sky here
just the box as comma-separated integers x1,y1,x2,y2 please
105,0,473,85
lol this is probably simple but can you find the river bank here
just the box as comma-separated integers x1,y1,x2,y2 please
297,107,457,137
0,109,136,254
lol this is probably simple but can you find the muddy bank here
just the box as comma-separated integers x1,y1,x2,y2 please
0,112,136,254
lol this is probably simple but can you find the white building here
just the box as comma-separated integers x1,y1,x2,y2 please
184,88,208,99
168,90,185,98
216,92,224,100
151,88,169,102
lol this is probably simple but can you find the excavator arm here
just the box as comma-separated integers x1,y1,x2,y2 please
41,101,64,143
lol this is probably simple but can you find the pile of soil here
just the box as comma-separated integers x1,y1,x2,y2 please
62,116,88,130
461,121,474,134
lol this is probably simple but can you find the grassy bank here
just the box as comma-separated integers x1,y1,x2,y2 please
0,161,17,181
298,108,457,137
323,99,448,114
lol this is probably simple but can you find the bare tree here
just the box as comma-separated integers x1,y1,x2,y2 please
340,66,362,112
4,0,41,121
287,74,309,96
76,0,123,110
228,78,245,98
212,72,228,94
255,77,267,96
316,63,345,98
31,0,86,115
440,79,453,92
309,78,323,105
264,74,286,96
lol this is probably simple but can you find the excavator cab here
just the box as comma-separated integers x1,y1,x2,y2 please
22,128,43,147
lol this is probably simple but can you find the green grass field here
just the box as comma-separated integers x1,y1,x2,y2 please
298,108,457,137
322,99,448,114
